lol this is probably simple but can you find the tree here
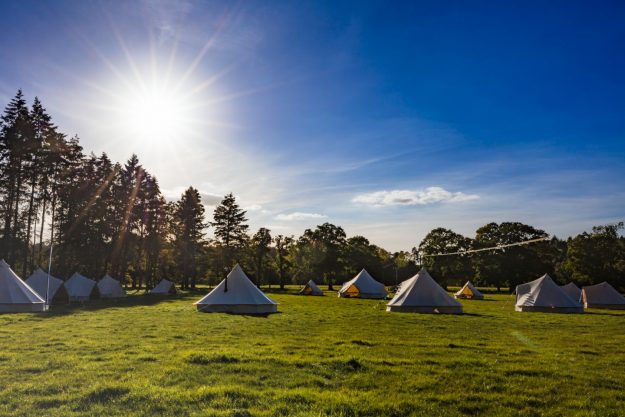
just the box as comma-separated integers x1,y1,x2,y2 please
110,154,144,283
251,227,272,287
342,235,397,283
171,187,207,289
140,176,168,289
558,222,625,290
473,222,553,291
211,193,249,268
418,228,473,289
301,223,346,290
274,234,294,289
0,90,31,265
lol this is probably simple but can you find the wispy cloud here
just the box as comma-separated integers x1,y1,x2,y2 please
352,187,479,206
275,212,328,221
245,204,263,211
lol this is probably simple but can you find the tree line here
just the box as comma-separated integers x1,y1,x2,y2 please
1,91,623,292
418,222,625,292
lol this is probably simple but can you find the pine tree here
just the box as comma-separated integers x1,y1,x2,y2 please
211,193,249,268
0,90,31,264
110,154,144,283
21,98,57,275
172,187,207,289
141,176,167,289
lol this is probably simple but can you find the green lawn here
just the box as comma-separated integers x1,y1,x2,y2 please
1,287,624,417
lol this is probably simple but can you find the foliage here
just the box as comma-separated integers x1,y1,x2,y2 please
558,222,625,289
298,223,346,289
250,227,272,286
211,193,249,269
473,222,555,291
418,228,473,289
273,234,294,289
172,187,207,289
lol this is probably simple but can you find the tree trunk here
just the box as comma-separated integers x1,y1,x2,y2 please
23,167,38,276
279,268,285,290
2,185,14,259
37,194,47,265
9,158,23,263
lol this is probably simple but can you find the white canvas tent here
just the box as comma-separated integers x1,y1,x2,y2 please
65,272,99,302
0,259,47,312
98,275,126,298
581,282,625,310
299,280,323,296
338,269,387,299
150,279,177,295
195,264,278,314
25,268,69,304
515,274,583,313
454,281,484,299
387,268,463,314
560,282,582,303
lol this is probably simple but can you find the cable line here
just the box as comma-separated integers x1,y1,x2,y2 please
420,236,550,258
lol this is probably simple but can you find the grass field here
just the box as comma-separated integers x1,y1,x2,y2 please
1,287,624,417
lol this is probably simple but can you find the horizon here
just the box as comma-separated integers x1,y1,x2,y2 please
1,1,624,252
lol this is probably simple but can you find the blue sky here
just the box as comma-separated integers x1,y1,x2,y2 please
1,0,624,251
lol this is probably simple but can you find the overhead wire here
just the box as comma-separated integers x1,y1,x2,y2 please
419,236,551,258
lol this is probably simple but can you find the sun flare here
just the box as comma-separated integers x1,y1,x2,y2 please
119,83,188,143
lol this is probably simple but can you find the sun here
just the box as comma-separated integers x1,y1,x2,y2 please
119,82,188,143
93,46,234,152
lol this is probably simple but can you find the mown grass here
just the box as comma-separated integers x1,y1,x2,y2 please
0,287,623,416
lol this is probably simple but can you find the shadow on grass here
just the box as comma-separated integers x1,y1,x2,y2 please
35,293,197,316
197,311,283,318
262,287,305,296
461,312,488,317
584,311,625,317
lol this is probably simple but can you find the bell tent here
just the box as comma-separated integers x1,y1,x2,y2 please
25,268,69,304
195,264,278,314
515,274,583,313
581,282,625,310
338,269,387,299
560,282,582,302
150,279,177,295
0,259,47,312
299,280,324,296
387,268,463,314
454,281,484,299
65,272,99,302
98,275,126,298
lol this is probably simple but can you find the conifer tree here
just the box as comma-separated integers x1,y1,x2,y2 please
0,90,31,263
172,187,207,289
211,193,249,268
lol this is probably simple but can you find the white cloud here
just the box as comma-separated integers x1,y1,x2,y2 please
199,192,223,205
161,187,223,205
352,187,479,206
275,212,328,221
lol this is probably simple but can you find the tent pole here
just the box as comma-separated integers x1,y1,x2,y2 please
45,245,53,308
